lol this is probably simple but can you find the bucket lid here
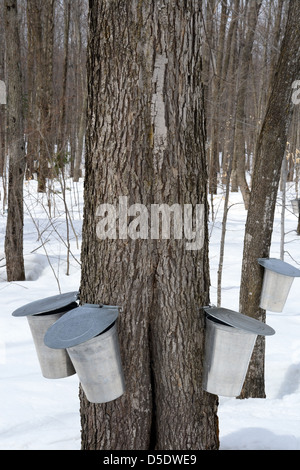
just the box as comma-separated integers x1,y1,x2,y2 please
203,306,275,336
12,291,79,317
258,258,300,277
44,304,120,349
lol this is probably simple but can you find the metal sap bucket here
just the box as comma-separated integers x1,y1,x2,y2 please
202,306,275,397
12,292,79,379
258,258,300,312
291,199,300,216
44,304,125,403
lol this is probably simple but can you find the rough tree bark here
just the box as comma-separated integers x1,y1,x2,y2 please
238,0,300,399
4,0,26,281
79,0,219,450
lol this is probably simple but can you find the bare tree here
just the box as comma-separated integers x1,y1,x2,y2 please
79,0,219,450
69,0,87,181
4,0,26,281
56,0,70,166
26,0,55,192
209,0,228,195
0,3,5,180
238,0,300,399
231,0,262,208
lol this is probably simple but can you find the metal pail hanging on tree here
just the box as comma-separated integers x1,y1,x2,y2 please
44,303,125,403
202,306,275,397
12,291,79,379
258,258,300,312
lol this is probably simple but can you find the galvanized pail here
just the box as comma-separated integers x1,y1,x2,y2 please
258,258,300,312
27,313,76,378
202,306,275,397
12,291,79,379
44,304,125,403
67,323,125,403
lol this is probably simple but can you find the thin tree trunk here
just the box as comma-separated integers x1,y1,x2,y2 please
280,155,287,260
202,0,215,115
268,0,285,95
73,0,86,182
37,0,54,192
233,0,262,209
73,92,86,182
0,107,5,178
79,0,219,450
26,0,41,181
57,0,70,168
26,0,36,180
4,0,26,281
209,0,227,195
221,0,239,184
238,0,300,399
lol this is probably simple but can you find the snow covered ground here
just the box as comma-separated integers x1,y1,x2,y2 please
1,177,300,450
210,184,300,451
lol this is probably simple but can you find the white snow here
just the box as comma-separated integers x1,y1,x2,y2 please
1,177,300,450
0,178,82,450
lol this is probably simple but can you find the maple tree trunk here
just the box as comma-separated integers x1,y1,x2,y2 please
79,0,219,450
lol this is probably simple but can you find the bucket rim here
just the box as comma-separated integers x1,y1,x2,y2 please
44,303,120,349
12,291,79,317
203,306,275,336
258,258,300,278
66,321,117,351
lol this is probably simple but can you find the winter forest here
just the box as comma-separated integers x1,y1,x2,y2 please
1,0,300,452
